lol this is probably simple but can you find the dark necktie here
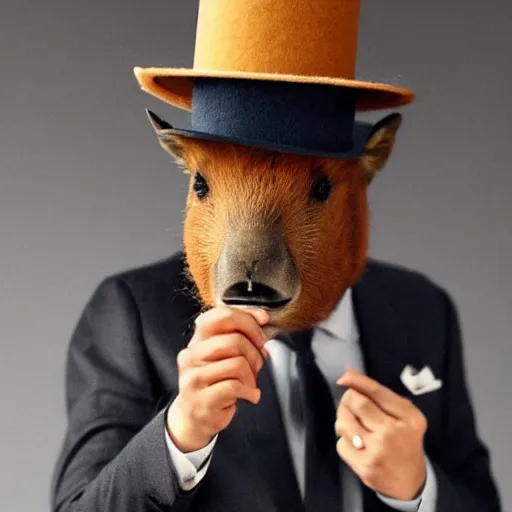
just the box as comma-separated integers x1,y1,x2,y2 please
278,328,342,511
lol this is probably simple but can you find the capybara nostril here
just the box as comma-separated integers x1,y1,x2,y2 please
222,281,292,309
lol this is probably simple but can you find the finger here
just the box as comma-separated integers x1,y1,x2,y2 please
189,332,265,378
336,434,365,471
190,355,258,390
204,378,262,406
193,307,269,355
335,404,369,449
337,367,412,419
339,389,393,431
243,309,271,359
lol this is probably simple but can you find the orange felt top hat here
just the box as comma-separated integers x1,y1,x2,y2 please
134,0,415,112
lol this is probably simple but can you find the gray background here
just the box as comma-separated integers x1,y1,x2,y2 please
1,0,510,510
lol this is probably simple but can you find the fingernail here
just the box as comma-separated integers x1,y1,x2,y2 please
337,371,348,384
254,309,269,325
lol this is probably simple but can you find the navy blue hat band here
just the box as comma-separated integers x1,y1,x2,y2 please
191,78,357,153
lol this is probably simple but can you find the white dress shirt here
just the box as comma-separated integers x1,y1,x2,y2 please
165,289,438,510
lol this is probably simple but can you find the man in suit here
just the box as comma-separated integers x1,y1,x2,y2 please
51,1,502,510
51,252,501,511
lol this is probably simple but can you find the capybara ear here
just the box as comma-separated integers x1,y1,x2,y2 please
145,109,187,166
360,113,402,182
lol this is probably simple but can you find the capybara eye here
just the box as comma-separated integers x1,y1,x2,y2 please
310,175,332,203
193,172,209,199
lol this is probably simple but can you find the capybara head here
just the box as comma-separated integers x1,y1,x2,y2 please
147,111,402,336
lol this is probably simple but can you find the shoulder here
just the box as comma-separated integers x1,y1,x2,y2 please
106,251,189,292
89,250,200,321
365,257,449,304
363,257,455,333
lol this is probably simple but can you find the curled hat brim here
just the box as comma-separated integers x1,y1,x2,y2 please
134,67,415,113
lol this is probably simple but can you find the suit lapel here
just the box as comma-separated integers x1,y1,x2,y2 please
352,263,423,512
352,263,413,392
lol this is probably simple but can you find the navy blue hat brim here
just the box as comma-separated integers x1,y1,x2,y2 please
167,121,375,159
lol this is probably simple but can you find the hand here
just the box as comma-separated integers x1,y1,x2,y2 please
335,367,427,501
167,306,269,453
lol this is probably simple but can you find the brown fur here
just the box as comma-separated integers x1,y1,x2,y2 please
151,114,401,335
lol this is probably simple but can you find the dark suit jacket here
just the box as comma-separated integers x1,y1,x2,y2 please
51,252,501,511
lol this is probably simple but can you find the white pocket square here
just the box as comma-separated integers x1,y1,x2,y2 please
400,365,443,396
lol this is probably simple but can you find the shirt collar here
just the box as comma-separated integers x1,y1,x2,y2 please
315,288,359,343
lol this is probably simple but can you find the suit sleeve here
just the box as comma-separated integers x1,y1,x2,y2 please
431,289,502,511
51,277,199,511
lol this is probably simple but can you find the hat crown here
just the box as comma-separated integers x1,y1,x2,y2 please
193,0,361,79
133,0,414,116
